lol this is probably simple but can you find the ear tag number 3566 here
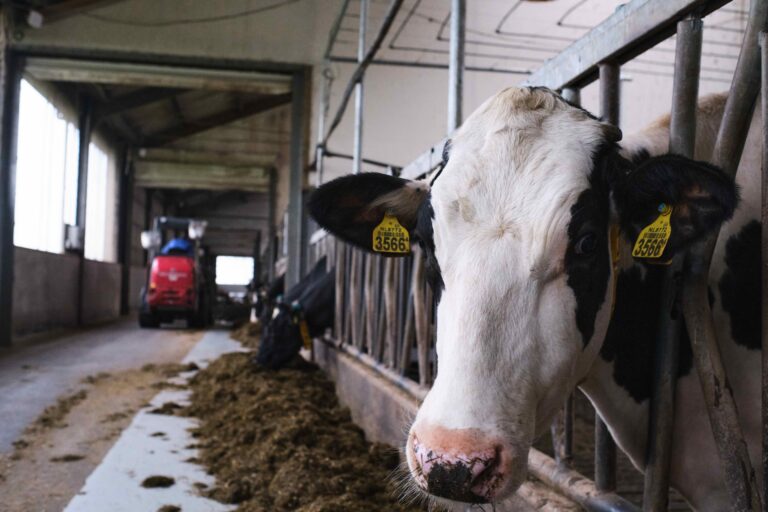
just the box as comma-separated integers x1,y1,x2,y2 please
372,214,410,254
632,203,673,259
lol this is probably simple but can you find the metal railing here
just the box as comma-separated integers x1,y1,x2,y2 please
310,0,768,510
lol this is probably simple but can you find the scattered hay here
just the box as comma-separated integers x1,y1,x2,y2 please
142,362,199,377
33,390,88,430
81,372,111,385
101,411,130,423
50,454,84,463
151,381,187,391
149,402,183,415
186,351,423,511
157,506,181,512
150,432,166,438
230,323,261,349
141,475,176,488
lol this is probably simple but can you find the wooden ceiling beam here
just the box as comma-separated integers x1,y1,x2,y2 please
93,87,185,120
143,92,291,147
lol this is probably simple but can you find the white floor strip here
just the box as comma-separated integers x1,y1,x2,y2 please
64,330,248,512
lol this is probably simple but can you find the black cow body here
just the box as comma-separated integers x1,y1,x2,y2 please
255,258,335,370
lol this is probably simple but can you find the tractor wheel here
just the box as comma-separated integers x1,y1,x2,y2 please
139,312,160,328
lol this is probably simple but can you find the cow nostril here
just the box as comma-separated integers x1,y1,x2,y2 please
411,435,504,503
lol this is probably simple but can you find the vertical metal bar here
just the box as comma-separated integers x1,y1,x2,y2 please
447,0,465,133
563,395,574,466
0,38,20,348
681,2,766,511
287,71,307,289
75,96,92,230
315,66,330,187
643,17,702,512
268,167,277,282
252,230,262,286
552,85,580,469
334,239,346,343
596,61,620,493
352,0,368,175
75,95,92,326
117,149,133,315
760,30,768,512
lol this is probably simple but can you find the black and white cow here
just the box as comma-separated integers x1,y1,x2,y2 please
254,257,334,370
309,87,762,510
250,273,286,326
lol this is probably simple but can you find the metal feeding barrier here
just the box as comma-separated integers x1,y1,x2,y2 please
308,0,768,510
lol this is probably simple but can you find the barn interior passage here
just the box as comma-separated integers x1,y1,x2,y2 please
0,1,761,511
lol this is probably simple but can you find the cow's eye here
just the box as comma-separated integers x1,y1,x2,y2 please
574,233,597,255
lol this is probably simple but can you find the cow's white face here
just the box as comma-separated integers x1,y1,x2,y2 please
405,88,617,502
309,87,738,506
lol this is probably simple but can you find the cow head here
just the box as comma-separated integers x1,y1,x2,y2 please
309,87,737,506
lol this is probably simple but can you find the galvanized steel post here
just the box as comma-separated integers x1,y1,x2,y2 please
0,28,20,348
643,17,702,512
353,0,368,175
760,29,768,512
595,62,620,493
550,86,580,470
681,1,766,510
287,70,308,289
75,95,92,326
267,167,277,282
447,0,465,134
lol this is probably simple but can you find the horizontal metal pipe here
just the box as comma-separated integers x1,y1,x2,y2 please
321,148,401,172
328,55,530,74
528,449,641,512
325,336,429,401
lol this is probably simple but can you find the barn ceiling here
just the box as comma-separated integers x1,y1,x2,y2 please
328,0,749,85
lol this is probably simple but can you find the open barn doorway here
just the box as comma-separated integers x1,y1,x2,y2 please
8,53,309,333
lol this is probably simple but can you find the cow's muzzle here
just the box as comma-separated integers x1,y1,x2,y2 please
407,425,511,503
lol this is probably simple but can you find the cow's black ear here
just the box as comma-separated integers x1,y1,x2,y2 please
612,154,738,260
308,172,429,253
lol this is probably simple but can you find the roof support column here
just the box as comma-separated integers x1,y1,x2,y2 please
268,168,277,282
447,0,465,133
286,70,308,289
0,13,21,348
117,149,134,315
75,95,92,326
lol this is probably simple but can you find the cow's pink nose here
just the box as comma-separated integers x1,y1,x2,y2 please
409,427,506,503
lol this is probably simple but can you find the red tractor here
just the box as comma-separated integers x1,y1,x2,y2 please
138,217,214,328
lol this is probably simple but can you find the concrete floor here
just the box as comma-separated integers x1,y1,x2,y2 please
0,318,204,453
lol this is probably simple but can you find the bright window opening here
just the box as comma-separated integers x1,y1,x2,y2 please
14,80,79,253
84,141,118,262
216,256,254,286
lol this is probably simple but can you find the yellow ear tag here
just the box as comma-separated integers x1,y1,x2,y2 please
298,319,312,349
372,214,410,254
632,203,673,259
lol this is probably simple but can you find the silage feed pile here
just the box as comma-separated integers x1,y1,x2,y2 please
186,342,424,512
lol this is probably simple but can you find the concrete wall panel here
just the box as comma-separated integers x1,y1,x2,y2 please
312,339,417,448
12,247,79,336
81,259,121,325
